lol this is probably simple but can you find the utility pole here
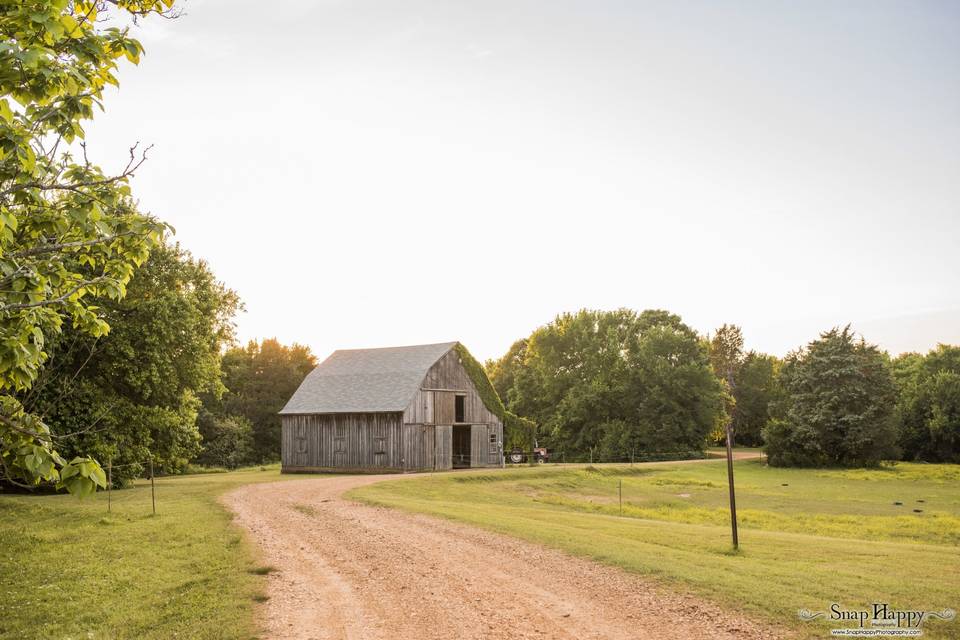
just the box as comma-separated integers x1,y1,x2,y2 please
710,324,742,550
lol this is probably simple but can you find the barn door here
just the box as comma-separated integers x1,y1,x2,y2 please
434,425,452,470
423,425,436,470
435,391,455,425
470,424,488,467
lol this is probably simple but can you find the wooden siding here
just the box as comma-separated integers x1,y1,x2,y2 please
402,424,435,470
403,349,502,426
281,413,403,471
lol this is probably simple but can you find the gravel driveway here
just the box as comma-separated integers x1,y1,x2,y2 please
223,468,786,640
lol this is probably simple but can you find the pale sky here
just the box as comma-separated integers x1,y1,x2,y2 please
86,1,960,363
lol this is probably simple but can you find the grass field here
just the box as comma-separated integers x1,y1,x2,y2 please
3,458,958,639
351,459,960,638
0,465,305,640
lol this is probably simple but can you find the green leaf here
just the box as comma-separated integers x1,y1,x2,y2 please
0,99,12,124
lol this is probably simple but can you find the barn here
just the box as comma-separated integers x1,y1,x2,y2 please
279,342,504,473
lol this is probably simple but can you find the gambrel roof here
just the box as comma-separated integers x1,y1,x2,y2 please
279,342,457,414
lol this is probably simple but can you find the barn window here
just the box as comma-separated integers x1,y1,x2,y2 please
334,437,346,453
455,395,466,423
489,431,498,454
374,437,386,454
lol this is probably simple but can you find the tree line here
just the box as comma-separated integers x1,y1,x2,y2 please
486,309,960,467
16,242,316,483
1,3,956,496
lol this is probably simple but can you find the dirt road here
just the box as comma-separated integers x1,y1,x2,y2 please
224,467,785,640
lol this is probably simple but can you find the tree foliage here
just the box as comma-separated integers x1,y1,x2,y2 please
193,410,253,470
706,324,743,444
0,0,176,493
764,327,898,467
489,309,724,460
484,338,527,411
731,351,781,447
708,324,744,386
216,339,316,463
25,242,240,482
893,345,960,463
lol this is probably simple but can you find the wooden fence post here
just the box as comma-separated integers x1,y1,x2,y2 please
149,457,156,516
107,458,112,513
618,479,622,516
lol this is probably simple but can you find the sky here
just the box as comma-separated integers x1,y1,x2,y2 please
85,0,960,363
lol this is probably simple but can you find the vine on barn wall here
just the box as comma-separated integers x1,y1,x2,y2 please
453,343,536,450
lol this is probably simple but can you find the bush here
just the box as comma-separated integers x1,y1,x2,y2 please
195,412,254,469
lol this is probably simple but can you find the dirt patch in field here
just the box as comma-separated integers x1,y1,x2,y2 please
223,472,789,640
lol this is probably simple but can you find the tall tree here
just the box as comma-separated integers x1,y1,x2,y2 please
494,308,723,460
732,351,781,447
484,338,527,408
764,327,898,467
0,0,176,494
708,324,745,387
602,315,725,459
25,242,240,481
707,324,745,445
219,339,316,463
893,345,960,463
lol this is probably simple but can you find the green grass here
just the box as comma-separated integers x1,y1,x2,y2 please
350,459,960,638
4,458,958,639
0,465,313,640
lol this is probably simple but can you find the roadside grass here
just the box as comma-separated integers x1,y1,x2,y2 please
0,465,311,640
350,459,960,638
291,503,319,516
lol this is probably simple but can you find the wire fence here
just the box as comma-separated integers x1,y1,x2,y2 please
502,449,721,466
103,456,157,515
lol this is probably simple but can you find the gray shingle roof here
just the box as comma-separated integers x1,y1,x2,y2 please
279,342,457,414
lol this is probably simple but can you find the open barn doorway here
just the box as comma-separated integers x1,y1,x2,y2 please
452,424,471,468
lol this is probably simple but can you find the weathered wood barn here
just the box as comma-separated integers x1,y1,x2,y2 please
280,342,504,472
